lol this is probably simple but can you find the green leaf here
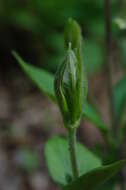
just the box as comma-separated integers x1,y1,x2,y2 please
45,136,101,185
63,160,126,190
114,75,126,123
13,52,108,133
82,103,108,134
12,51,55,101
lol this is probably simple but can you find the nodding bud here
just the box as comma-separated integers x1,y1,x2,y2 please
64,18,82,50
54,43,83,129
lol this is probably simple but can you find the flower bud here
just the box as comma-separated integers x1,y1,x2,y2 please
54,44,82,129
64,18,82,50
64,18,88,103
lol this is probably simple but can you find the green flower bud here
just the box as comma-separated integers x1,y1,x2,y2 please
54,44,83,129
65,18,88,108
64,18,82,50
64,18,88,102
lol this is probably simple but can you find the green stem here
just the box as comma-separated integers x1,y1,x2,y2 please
68,128,79,179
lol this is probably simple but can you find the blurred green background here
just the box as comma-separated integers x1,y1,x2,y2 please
1,0,126,76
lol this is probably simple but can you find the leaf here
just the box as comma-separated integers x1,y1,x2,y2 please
45,136,101,185
114,75,126,123
82,103,108,134
63,160,126,190
13,52,108,133
12,51,55,101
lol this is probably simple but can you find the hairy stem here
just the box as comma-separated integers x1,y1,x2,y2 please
68,128,79,179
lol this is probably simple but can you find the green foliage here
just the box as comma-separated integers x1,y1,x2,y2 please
63,160,126,190
1,0,110,72
45,136,101,185
13,52,108,134
12,51,55,101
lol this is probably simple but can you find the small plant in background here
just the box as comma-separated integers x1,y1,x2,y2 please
13,18,126,190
